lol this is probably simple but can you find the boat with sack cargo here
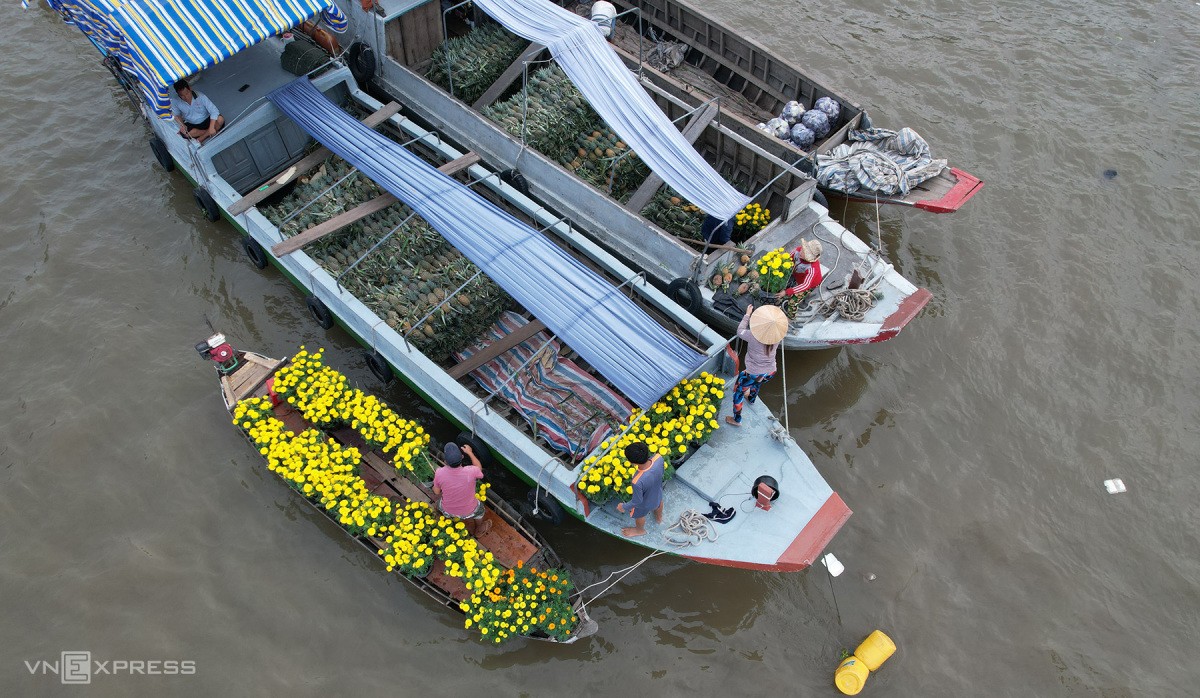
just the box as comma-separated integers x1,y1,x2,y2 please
331,0,936,347
200,335,598,643
45,0,850,571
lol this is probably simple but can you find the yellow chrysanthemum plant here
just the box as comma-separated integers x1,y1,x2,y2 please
756,247,794,294
463,560,579,644
271,347,431,475
733,202,771,238
232,347,580,643
575,372,726,504
231,401,396,538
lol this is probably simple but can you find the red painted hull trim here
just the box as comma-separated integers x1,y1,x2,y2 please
682,493,852,572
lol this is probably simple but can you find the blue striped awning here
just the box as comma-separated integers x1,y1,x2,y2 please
50,0,346,120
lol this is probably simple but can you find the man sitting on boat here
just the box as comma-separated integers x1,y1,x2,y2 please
433,442,491,535
615,441,665,538
172,79,225,144
778,238,824,299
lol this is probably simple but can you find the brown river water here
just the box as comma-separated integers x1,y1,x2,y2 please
2,0,1199,695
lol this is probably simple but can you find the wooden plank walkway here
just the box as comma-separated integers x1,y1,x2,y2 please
471,43,545,110
227,102,401,216
446,319,547,380
623,101,719,214
270,151,481,257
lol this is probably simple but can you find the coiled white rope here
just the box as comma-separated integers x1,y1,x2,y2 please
664,509,719,547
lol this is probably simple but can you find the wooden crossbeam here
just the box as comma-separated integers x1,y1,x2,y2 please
447,320,547,380
227,102,402,215
471,43,546,110
271,151,482,257
623,101,719,214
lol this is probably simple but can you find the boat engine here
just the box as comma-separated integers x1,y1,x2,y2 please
195,333,239,375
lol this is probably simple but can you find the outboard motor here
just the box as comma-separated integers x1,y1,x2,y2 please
195,333,239,375
590,1,617,39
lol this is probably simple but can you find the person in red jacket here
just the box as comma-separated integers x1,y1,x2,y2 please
778,238,824,298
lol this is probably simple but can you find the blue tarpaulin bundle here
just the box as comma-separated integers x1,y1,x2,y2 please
268,79,707,409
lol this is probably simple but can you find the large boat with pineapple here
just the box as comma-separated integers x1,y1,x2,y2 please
203,336,598,643
46,0,850,570
343,0,952,347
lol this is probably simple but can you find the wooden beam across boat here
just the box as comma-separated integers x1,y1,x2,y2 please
623,101,718,214
471,42,545,110
447,319,547,380
270,151,481,257
227,102,402,216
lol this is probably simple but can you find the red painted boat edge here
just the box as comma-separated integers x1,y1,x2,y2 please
682,492,852,572
822,287,933,346
914,168,984,213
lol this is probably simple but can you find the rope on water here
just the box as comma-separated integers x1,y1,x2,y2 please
814,288,877,322
663,509,719,547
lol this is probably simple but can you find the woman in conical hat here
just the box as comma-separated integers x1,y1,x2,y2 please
726,303,788,427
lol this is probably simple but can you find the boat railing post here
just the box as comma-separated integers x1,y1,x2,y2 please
335,209,420,290
608,6,646,80
280,168,359,225
401,268,485,343
441,0,475,99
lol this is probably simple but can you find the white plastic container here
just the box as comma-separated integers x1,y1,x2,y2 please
591,1,617,38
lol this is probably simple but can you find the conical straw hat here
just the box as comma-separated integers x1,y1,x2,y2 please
749,305,789,344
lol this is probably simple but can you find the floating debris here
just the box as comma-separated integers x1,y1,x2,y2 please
1104,478,1127,494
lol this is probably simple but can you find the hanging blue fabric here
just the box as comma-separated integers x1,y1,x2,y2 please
268,78,707,409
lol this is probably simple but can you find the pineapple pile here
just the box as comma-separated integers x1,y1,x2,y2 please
426,23,529,106
483,65,649,201
260,158,512,362
640,187,706,240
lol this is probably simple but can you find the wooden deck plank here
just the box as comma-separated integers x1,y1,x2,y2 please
623,102,718,213
270,152,481,257
446,319,547,380
227,102,402,216
471,42,545,110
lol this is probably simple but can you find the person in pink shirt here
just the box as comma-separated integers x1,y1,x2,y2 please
433,442,491,535
778,238,824,298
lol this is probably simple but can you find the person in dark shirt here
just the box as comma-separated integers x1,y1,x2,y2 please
615,441,664,538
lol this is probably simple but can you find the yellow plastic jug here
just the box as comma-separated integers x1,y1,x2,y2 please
853,630,897,671
834,656,869,695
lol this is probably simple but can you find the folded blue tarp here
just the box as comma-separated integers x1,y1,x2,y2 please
268,79,706,409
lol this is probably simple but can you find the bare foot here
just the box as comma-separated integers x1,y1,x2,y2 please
654,512,663,524
621,527,646,538
725,416,741,427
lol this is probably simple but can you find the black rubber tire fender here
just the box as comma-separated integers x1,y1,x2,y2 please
666,277,703,315
346,42,377,90
365,349,393,384
499,168,530,197
193,187,219,222
813,188,829,210
149,136,174,172
454,431,493,469
305,295,334,329
242,236,268,269
526,488,565,525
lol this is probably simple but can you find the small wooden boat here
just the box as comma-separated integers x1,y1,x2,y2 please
201,334,598,644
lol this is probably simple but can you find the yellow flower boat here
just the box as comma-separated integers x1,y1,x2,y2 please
200,334,598,644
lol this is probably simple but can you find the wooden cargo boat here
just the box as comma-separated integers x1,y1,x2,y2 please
50,0,851,571
201,336,598,643
348,0,934,347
